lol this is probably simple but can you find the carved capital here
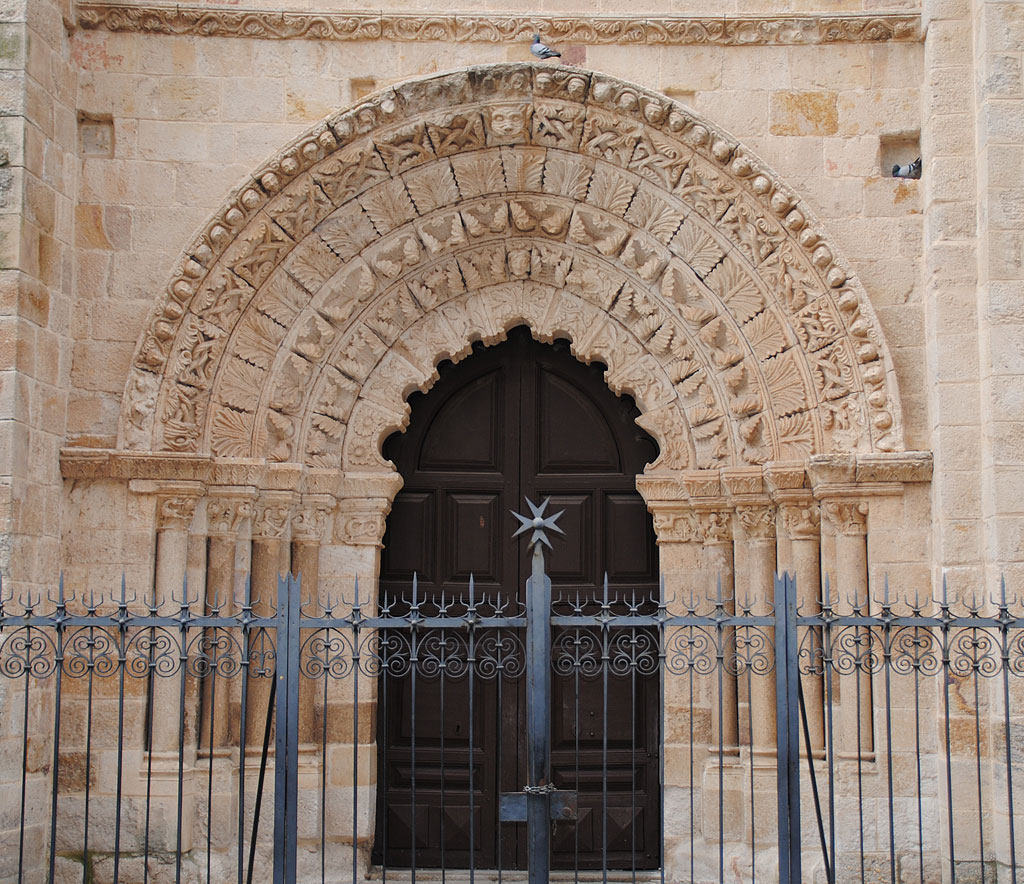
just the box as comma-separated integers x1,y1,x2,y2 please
334,499,390,547
821,500,868,536
252,493,296,539
206,490,254,537
779,502,821,541
156,494,201,531
651,507,699,543
736,504,776,541
695,509,733,544
291,495,336,542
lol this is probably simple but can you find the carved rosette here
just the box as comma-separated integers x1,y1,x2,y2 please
120,64,905,477
736,504,776,542
821,500,868,537
779,501,822,541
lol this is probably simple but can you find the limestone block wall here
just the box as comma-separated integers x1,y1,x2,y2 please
62,11,928,461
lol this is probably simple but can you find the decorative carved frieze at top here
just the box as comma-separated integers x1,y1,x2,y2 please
821,500,868,536
736,504,776,541
78,5,920,46
779,501,821,541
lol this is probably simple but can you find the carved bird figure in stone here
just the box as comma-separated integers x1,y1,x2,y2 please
530,34,561,59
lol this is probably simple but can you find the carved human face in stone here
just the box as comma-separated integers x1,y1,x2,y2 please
486,103,530,144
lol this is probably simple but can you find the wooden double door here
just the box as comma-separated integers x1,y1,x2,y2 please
373,327,661,870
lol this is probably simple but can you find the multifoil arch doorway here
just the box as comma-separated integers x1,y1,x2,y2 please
374,326,660,869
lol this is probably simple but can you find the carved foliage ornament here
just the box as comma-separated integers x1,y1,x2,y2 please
78,5,920,45
120,64,905,474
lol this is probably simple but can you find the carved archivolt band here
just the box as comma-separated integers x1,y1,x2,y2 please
77,6,920,46
120,64,905,474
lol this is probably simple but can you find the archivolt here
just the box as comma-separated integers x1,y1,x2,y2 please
120,63,905,474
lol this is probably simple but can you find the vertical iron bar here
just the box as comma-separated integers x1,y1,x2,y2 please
942,576,956,884
883,577,896,884
175,583,188,884
468,575,476,884
353,577,361,884
206,627,217,884
410,574,419,884
688,650,694,884
114,575,127,884
47,577,65,884
774,573,801,884
574,623,580,884
496,621,503,884
526,547,554,884
914,655,924,884
320,630,328,884
282,575,301,884
631,613,637,883
247,675,275,884
439,633,446,881
381,621,390,884
824,576,836,884
602,573,609,884
658,575,666,884
83,620,96,884
973,663,985,884
237,575,251,884
747,660,755,884
716,575,725,884
17,617,30,884
143,585,156,884
855,602,866,884
1001,577,1018,884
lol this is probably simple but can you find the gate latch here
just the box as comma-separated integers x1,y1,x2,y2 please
499,786,578,822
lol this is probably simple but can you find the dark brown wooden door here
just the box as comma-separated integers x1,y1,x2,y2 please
373,327,660,870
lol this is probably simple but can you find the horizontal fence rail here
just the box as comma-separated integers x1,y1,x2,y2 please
0,575,1022,884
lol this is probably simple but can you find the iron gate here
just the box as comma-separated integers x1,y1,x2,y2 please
2,505,1024,884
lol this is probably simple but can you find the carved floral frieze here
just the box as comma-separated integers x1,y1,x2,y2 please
78,5,920,46
119,64,907,477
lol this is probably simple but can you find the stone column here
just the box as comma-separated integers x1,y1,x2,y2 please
822,499,872,757
203,491,253,750
247,492,295,747
779,501,825,755
152,485,203,754
734,503,777,756
150,482,203,852
696,508,739,757
291,495,335,746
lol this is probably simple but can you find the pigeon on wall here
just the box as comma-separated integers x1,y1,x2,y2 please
892,157,922,179
530,34,561,59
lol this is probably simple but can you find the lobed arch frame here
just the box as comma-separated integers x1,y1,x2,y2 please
118,63,907,488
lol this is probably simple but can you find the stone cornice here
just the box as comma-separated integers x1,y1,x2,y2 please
76,4,921,45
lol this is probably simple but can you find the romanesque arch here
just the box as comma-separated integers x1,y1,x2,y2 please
119,63,905,482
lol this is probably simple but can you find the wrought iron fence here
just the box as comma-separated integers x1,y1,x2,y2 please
1,571,1023,884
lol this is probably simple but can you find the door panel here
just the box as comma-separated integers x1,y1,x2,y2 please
375,326,660,870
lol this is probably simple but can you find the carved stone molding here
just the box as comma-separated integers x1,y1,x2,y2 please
291,495,336,542
119,64,907,477
77,5,920,45
821,500,868,537
335,499,389,547
252,492,296,539
736,504,776,541
779,501,821,541
206,490,254,536
152,482,205,531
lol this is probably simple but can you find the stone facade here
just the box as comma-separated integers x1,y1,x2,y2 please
0,0,1023,881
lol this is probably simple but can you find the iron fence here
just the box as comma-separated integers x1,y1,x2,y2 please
1,570,1023,884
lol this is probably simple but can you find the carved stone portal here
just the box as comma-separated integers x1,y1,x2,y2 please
119,63,906,478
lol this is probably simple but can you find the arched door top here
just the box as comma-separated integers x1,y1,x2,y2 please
119,63,905,475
